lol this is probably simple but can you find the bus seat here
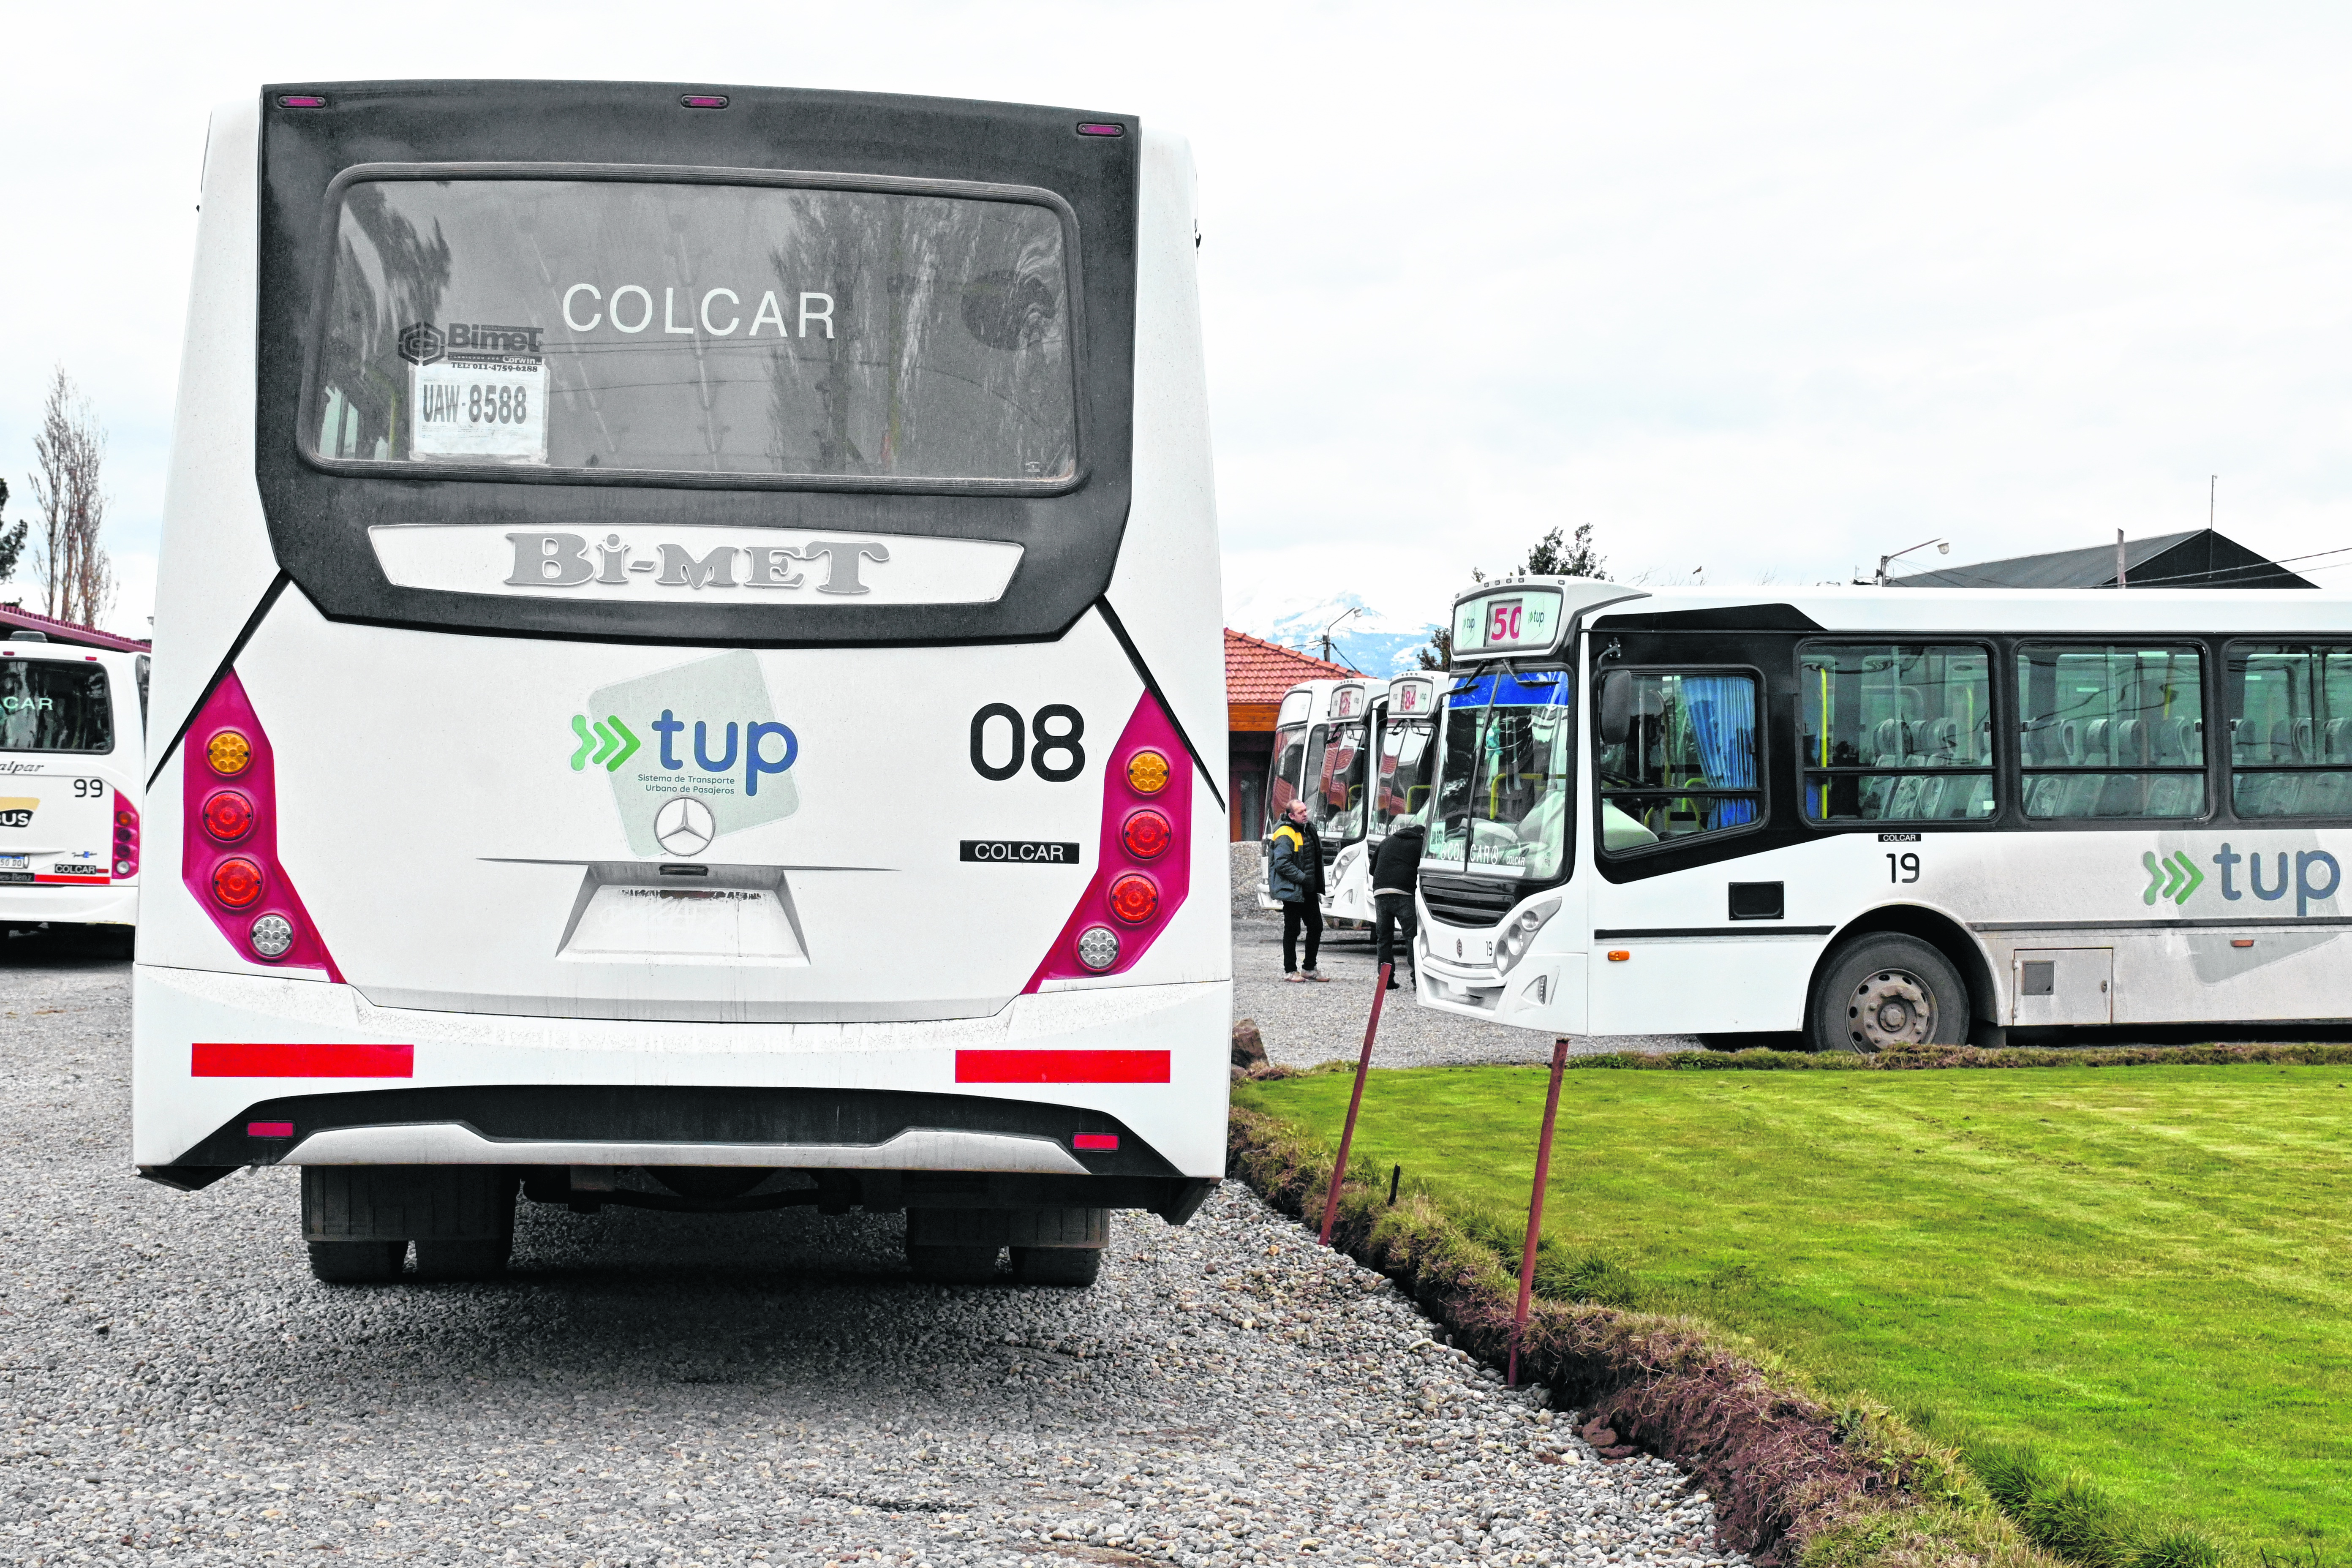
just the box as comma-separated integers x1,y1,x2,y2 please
2060,720,2083,765
2306,771,2349,816
2294,717,2315,762
1871,718,1905,764
2061,773,2103,817
2326,718,2352,765
2146,773,2199,817
2113,717,2145,766
2083,718,2111,766
2092,772,2143,817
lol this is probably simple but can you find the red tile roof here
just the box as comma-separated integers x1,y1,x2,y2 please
1225,628,1355,705
0,603,150,652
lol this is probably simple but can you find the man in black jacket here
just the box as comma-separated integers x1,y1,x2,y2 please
1370,817,1424,990
1267,800,1329,981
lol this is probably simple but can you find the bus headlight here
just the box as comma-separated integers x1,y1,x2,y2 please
1495,897,1562,975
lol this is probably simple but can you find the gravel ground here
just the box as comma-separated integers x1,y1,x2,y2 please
0,926,1740,1568
1227,845,1699,1068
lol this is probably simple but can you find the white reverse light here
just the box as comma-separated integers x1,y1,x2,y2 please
1076,926,1120,972
249,914,295,960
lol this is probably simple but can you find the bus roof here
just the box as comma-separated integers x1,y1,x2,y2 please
1450,576,2352,646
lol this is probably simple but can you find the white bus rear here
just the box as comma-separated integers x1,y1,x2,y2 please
0,636,144,945
133,81,1228,1287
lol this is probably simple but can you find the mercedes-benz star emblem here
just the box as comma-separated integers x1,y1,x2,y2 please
653,795,716,858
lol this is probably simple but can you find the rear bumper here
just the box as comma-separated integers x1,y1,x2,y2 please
131,964,1232,1181
0,883,137,927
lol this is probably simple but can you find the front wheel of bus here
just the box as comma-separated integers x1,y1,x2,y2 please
1809,934,1969,1053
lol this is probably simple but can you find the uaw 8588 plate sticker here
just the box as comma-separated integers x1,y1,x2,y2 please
403,321,548,463
572,651,800,858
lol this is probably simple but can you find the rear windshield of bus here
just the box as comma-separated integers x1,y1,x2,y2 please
307,177,1078,487
0,661,112,753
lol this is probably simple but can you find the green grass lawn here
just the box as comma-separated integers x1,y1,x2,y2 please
1234,1064,2351,1557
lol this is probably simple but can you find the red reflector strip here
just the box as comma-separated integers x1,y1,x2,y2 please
1073,1132,1119,1151
193,1042,414,1078
247,1121,294,1138
954,1049,1169,1084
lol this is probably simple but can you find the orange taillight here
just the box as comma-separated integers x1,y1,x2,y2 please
1125,749,1169,795
207,730,253,776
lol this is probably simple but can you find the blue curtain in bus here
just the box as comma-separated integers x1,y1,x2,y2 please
1683,676,1758,829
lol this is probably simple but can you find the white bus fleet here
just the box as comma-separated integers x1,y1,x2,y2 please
1417,576,2352,1051
133,81,1228,1287
1255,674,1436,921
0,634,146,946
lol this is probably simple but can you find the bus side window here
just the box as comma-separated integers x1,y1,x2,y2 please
2017,644,2205,820
1800,644,1994,824
1595,670,1761,849
2229,643,2352,818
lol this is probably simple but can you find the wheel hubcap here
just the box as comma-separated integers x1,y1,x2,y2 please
1849,968,1934,1051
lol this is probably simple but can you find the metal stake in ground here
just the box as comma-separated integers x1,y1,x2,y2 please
1508,1036,1572,1388
1318,961,1393,1247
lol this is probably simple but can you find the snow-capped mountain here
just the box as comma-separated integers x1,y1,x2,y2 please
1225,589,1443,678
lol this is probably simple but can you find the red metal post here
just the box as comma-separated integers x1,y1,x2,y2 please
1318,961,1393,1247
1508,1036,1572,1387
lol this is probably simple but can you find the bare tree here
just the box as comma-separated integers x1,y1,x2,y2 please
27,367,113,627
0,478,25,585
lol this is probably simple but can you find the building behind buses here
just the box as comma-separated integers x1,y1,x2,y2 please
1418,575,2352,1051
133,81,1228,1286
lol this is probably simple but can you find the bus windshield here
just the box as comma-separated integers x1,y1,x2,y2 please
309,177,1077,485
1306,720,1370,845
1265,723,1308,833
1428,670,1570,878
0,661,112,753
1375,718,1433,826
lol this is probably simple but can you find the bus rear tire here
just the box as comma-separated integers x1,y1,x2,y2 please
1011,1247,1102,1288
308,1240,407,1283
1809,934,1970,1053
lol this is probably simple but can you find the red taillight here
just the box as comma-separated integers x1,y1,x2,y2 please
1121,808,1172,860
110,791,139,879
1073,1133,1119,1151
199,790,253,842
211,857,265,909
180,673,341,979
1108,873,1159,925
1023,694,1195,990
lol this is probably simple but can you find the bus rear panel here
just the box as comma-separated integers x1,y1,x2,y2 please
134,81,1228,1285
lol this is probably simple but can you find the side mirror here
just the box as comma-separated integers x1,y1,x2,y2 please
1598,669,1633,746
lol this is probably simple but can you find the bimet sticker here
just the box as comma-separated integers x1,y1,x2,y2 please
404,320,547,463
579,651,800,858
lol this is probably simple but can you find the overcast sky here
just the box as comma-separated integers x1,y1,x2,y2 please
8,2,2352,640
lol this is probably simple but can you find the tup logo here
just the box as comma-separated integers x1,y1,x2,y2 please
569,651,800,858
2142,842,2342,917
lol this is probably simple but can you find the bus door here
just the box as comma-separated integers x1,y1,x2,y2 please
1586,657,1778,1034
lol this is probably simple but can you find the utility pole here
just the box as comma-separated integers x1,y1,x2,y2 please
2115,529,2127,588
2210,475,2216,530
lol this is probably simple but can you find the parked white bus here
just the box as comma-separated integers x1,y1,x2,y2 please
133,81,1228,1287
1416,576,2352,1051
0,634,147,947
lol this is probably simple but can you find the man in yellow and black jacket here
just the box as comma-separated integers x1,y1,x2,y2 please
1267,799,1328,982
